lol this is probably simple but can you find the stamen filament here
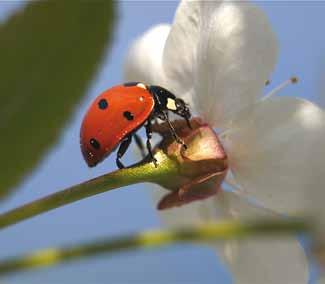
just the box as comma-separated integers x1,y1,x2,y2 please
263,76,298,101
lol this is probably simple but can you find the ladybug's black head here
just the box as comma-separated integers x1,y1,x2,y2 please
149,85,192,127
149,85,191,116
173,97,191,120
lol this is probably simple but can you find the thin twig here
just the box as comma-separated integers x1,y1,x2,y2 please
0,152,176,230
0,219,308,276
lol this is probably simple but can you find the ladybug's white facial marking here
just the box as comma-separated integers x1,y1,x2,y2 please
166,98,177,111
137,83,146,89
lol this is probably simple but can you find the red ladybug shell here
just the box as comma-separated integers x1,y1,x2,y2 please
80,84,155,167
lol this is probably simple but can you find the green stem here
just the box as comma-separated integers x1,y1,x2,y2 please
0,151,177,230
0,219,308,275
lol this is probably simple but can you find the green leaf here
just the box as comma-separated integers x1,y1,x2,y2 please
0,1,115,199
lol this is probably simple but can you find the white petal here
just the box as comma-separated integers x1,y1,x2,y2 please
162,0,203,99
211,191,308,284
123,24,170,85
194,2,278,128
219,236,308,284
222,96,325,215
304,161,325,244
154,189,308,284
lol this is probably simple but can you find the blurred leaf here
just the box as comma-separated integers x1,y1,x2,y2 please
0,1,115,199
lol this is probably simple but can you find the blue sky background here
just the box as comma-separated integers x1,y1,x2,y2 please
0,1,324,283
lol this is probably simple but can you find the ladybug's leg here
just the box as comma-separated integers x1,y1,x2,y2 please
183,115,192,129
116,135,132,169
134,133,145,158
161,111,187,149
145,120,158,167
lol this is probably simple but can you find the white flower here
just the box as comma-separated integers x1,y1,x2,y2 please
124,1,325,283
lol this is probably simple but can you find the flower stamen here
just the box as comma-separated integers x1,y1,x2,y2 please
263,76,299,100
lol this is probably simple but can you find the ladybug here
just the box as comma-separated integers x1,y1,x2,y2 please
80,82,192,169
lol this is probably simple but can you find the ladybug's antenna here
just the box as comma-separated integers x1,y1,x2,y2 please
263,76,298,101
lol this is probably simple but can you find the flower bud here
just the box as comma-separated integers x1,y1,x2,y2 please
151,117,228,210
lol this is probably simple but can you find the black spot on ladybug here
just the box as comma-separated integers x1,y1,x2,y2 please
123,111,134,121
124,82,139,87
90,138,100,150
98,99,108,110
